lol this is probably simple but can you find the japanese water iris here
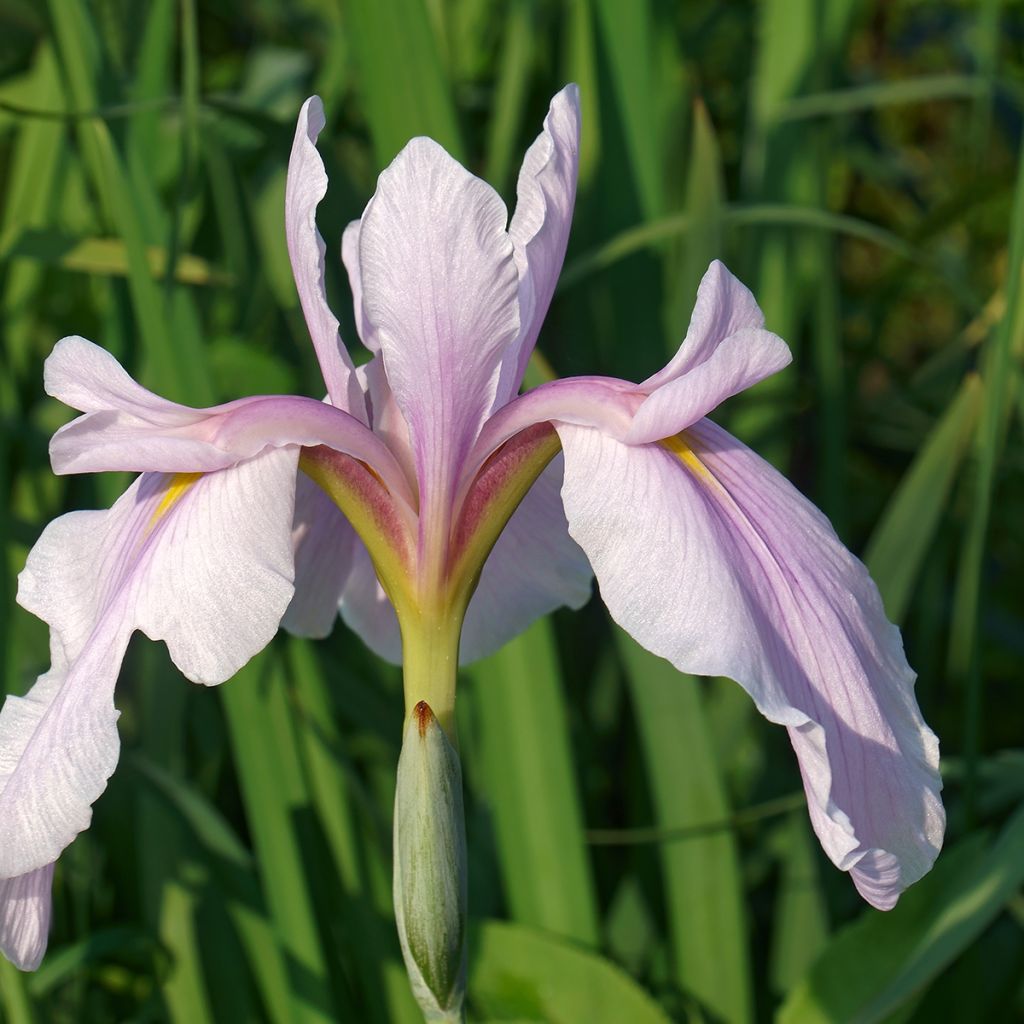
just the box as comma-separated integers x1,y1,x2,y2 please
0,85,943,1018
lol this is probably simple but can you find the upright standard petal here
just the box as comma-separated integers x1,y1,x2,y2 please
556,421,943,909
496,85,581,403
341,219,376,353
0,863,54,971
358,137,520,522
3,449,298,880
285,97,365,419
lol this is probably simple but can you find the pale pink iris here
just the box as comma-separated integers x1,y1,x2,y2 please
0,86,943,971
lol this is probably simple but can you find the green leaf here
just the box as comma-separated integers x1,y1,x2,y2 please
483,0,536,195
865,375,983,624
222,648,344,1024
775,75,988,122
779,803,1024,1024
617,631,752,1024
0,956,37,1024
592,0,664,219
0,227,230,285
346,0,463,167
468,920,672,1024
465,619,600,947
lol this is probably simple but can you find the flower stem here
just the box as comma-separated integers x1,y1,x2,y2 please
399,610,463,743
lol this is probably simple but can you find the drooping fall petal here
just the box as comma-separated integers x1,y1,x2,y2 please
358,136,520,523
2,450,298,880
0,863,54,971
285,97,366,419
556,420,943,909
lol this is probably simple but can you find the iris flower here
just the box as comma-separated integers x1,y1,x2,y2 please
0,85,942,985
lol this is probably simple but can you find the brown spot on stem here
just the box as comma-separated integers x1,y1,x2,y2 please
414,700,433,738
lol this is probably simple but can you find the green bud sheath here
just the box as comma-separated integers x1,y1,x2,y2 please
394,701,468,1022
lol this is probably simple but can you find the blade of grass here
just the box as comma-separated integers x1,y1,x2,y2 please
345,0,463,167
465,618,600,947
558,203,917,292
669,98,724,346
132,754,301,1024
768,811,829,994
864,374,983,623
592,0,663,220
776,75,989,122
468,920,674,1024
135,647,214,1024
0,957,37,1024
617,631,752,1024
947,137,1024,817
562,0,600,189
483,0,535,195
286,636,422,1024
0,228,228,285
779,802,1024,1024
222,648,345,1024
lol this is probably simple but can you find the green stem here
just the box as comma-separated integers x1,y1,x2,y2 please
399,611,463,743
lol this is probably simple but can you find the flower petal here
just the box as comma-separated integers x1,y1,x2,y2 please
342,219,376,353
642,261,765,391
465,376,641,486
460,455,592,663
281,471,356,638
19,450,299,684
496,85,581,404
0,863,55,970
556,420,943,908
45,338,413,507
44,336,204,423
339,540,403,664
3,450,299,878
358,136,520,518
0,656,120,881
625,327,791,444
285,97,365,419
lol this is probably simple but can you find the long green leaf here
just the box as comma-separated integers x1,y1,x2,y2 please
617,631,752,1024
468,920,673,1024
947,136,1024,812
345,0,463,167
779,803,1024,1023
222,649,342,1024
466,618,600,947
865,375,983,623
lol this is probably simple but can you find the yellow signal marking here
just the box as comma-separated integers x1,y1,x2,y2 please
149,472,203,530
659,433,711,482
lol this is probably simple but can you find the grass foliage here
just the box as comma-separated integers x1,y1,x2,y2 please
1,0,1022,1021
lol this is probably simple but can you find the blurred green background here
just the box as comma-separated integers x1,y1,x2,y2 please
1,0,1022,1021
